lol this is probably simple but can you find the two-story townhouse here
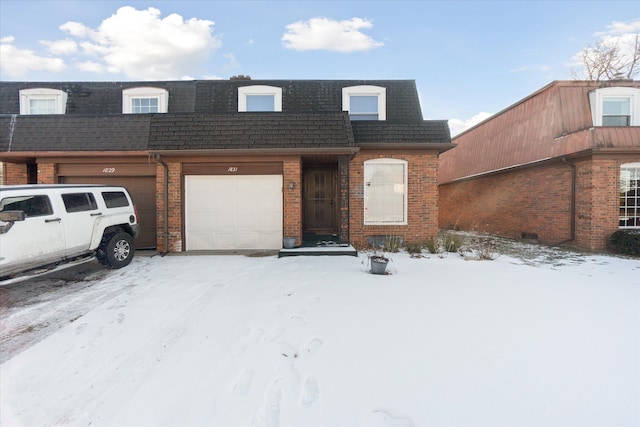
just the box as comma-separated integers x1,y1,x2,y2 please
439,79,640,251
0,79,453,253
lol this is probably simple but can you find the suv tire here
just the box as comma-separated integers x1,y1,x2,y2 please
100,231,135,269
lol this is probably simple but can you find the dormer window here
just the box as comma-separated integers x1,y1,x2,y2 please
342,85,386,121
590,87,640,126
19,88,67,115
238,85,282,112
122,87,168,114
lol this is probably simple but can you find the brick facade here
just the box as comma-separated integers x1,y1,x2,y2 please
3,162,28,185
349,150,440,248
282,158,302,246
439,162,573,245
440,155,640,251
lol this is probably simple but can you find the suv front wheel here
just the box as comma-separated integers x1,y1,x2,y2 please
98,231,135,269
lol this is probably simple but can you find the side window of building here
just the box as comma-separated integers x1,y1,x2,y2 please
342,85,386,121
62,193,98,213
102,191,130,208
238,85,282,112
363,158,407,224
590,87,640,127
19,88,67,115
620,162,640,228
0,195,53,217
122,87,169,114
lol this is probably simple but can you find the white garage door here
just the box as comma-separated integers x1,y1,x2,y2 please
185,175,283,250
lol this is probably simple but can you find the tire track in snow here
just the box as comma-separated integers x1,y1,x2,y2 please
22,280,230,426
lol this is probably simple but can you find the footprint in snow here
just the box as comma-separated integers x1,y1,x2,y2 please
253,379,282,427
262,328,285,343
300,338,323,355
300,376,319,408
232,370,254,398
289,314,306,326
75,322,88,335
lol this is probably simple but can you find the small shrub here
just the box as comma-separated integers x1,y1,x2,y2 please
442,233,463,252
382,236,403,253
610,230,640,256
404,241,423,255
424,237,440,254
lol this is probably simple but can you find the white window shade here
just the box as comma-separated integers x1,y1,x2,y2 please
123,87,168,114
342,85,386,121
238,86,282,112
19,88,67,115
364,159,407,224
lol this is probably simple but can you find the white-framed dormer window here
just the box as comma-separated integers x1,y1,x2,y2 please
238,85,282,112
19,88,67,115
122,87,168,114
342,85,386,121
364,158,407,225
589,87,640,126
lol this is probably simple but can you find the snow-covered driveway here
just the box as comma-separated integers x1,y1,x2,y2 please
1,248,639,426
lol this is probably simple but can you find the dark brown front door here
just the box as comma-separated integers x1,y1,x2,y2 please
303,168,337,234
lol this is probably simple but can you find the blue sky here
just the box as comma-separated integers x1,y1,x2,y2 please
1,0,638,134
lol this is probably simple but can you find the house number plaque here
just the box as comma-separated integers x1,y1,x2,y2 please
227,167,238,173
102,167,116,173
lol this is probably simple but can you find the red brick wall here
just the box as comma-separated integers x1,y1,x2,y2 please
349,150,440,248
283,158,302,245
574,157,639,250
439,156,640,251
439,163,573,244
156,161,183,252
36,163,56,184
3,163,28,184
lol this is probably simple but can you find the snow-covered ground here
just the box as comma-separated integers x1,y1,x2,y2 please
1,240,639,426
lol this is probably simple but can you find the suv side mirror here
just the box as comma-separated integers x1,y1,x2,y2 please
0,210,26,234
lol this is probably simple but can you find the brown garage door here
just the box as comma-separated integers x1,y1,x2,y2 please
61,176,156,249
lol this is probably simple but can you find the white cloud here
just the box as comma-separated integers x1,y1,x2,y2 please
41,39,78,55
282,17,384,53
448,112,493,137
77,60,104,73
570,19,640,76
56,6,222,80
596,19,640,60
0,38,66,77
60,21,93,38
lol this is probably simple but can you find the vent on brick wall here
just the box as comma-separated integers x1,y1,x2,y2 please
521,232,539,240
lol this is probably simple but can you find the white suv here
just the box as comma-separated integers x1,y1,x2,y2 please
0,185,140,280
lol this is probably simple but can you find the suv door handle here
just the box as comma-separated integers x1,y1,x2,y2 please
45,218,62,223
91,212,103,217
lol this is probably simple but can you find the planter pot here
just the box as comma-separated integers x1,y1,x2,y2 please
370,256,389,275
283,237,296,249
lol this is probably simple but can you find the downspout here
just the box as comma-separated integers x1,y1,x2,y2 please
556,157,576,246
156,155,169,255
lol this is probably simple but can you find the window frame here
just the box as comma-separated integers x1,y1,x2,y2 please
363,158,408,225
590,87,640,127
342,85,386,121
238,85,282,112
19,88,67,115
619,162,640,229
122,87,169,114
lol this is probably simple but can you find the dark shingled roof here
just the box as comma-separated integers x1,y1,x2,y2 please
351,121,451,144
148,112,355,150
0,79,451,154
0,115,151,152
